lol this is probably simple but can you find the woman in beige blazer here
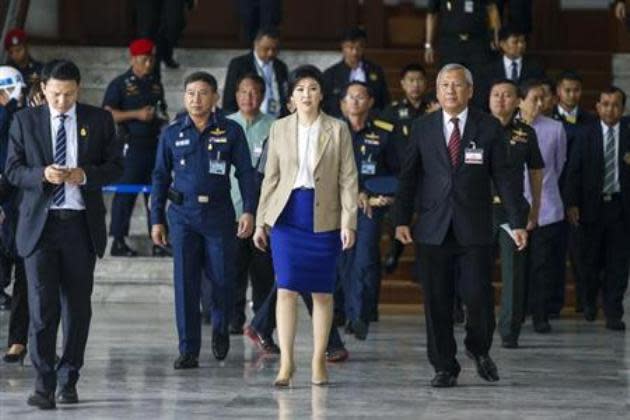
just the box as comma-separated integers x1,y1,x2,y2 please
253,65,358,386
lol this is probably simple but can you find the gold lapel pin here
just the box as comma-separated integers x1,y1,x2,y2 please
80,127,87,137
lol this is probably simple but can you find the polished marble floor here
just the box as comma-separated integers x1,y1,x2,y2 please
1,303,629,419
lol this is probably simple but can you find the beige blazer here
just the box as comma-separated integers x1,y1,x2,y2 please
256,112,358,232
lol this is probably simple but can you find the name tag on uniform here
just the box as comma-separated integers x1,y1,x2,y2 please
464,0,474,13
361,161,376,175
211,137,227,143
175,139,190,147
464,143,484,165
209,154,227,175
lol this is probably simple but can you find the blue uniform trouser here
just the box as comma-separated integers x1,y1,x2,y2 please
109,142,156,238
344,207,385,324
168,206,236,357
250,283,345,351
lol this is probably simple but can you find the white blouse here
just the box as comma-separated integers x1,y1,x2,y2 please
293,115,321,189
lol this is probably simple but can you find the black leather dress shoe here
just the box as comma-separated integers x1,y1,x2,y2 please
606,319,626,331
229,323,244,335
466,351,499,382
27,391,55,409
57,386,78,404
173,354,199,369
383,254,399,274
344,321,354,335
243,326,280,355
584,306,597,322
352,320,368,341
110,238,138,257
533,320,551,333
212,330,230,360
501,337,518,349
152,244,172,257
431,371,458,388
0,290,11,310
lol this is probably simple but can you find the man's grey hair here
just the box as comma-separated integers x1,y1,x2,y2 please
436,63,474,86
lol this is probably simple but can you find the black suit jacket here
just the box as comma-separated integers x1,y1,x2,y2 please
564,120,630,228
5,103,123,258
479,56,545,109
222,52,289,116
322,59,390,118
394,108,528,246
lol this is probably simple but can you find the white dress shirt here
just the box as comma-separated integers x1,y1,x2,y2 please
503,55,522,80
601,120,621,193
442,108,468,146
349,62,366,83
293,115,321,189
254,51,280,115
50,104,85,210
556,105,578,121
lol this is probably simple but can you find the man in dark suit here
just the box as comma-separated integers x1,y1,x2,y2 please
394,63,528,388
480,25,544,109
222,27,289,117
5,60,123,409
552,70,596,315
323,27,389,118
565,86,630,331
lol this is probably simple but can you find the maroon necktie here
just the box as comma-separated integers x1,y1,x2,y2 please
448,117,461,167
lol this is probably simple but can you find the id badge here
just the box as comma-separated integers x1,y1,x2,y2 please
268,99,279,114
253,145,263,159
361,161,376,175
209,152,227,175
464,143,484,165
464,0,474,13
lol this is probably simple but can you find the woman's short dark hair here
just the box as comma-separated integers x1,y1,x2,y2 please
518,78,544,100
236,73,266,97
44,60,81,84
288,65,324,96
184,71,217,91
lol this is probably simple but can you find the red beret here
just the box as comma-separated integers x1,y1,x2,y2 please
129,38,155,56
4,28,27,50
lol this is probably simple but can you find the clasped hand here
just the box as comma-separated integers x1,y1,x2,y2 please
44,164,85,185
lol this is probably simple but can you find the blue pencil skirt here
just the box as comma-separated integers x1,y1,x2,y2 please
271,188,341,294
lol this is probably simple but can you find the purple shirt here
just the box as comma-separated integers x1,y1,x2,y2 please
524,115,567,226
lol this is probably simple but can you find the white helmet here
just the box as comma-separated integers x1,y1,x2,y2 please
0,66,25,101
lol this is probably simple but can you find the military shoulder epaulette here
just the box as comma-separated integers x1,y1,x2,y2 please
373,119,394,132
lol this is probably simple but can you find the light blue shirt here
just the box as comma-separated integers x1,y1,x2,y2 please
227,111,275,219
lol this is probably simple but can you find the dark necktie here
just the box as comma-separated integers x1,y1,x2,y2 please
603,127,617,193
448,117,461,168
511,61,518,81
53,114,67,206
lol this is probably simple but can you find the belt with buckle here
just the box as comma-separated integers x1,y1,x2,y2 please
49,209,85,220
602,193,620,202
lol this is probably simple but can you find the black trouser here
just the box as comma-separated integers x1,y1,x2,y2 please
560,222,583,313
418,228,495,374
7,258,28,347
527,221,564,324
231,236,275,328
25,212,96,394
109,142,156,239
582,198,630,321
135,0,186,60
236,0,282,43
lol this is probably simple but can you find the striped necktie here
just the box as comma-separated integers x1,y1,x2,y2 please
52,114,67,206
603,126,617,194
448,117,461,168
